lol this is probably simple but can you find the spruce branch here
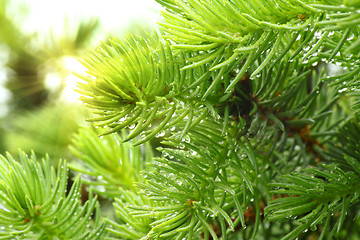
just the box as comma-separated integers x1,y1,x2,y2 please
69,127,152,197
106,189,153,239
105,119,266,239
0,151,106,239
266,117,360,239
157,0,359,96
266,161,360,240
5,0,356,239
77,33,215,144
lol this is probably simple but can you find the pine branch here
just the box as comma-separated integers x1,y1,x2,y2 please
78,33,215,143
1,0,358,239
105,119,266,239
157,0,359,96
0,151,107,239
69,127,152,197
266,117,360,239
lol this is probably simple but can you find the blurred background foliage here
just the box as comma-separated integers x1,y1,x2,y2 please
0,0,160,159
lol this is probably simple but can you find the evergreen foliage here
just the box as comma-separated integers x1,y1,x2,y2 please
1,0,360,239
0,151,106,239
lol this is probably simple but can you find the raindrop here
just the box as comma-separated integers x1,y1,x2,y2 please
310,225,317,231
156,131,166,138
347,34,354,41
303,46,310,52
338,88,348,93
182,136,191,143
314,31,322,38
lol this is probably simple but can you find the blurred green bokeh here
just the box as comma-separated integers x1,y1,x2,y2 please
4,103,86,160
0,0,159,159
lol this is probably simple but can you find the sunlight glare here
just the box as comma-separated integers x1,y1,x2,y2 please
61,57,88,103
44,56,87,103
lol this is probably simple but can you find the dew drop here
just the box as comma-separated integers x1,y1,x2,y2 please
303,46,310,52
347,34,354,41
310,225,317,231
314,30,322,38
338,88,348,93
156,131,166,138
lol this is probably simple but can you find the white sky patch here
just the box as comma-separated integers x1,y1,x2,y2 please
21,0,162,38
